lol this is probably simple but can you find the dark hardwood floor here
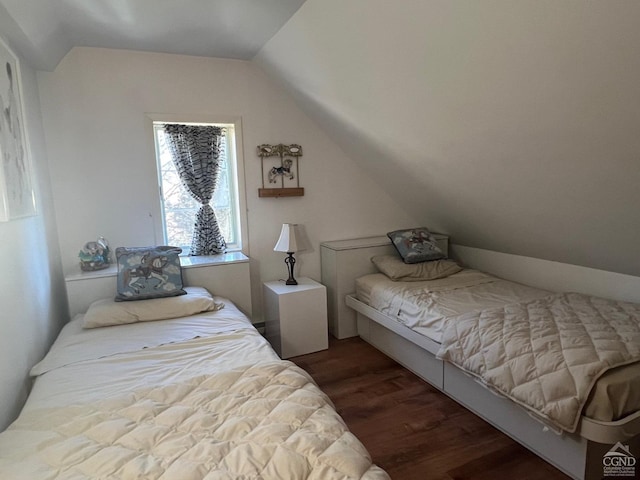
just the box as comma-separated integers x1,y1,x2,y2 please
290,337,569,480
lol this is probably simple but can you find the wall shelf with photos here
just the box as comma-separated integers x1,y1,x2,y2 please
257,143,304,198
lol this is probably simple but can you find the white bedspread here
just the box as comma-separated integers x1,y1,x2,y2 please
357,270,549,343
0,299,389,479
31,299,253,376
437,292,640,432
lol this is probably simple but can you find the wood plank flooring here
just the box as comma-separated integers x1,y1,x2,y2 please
290,337,569,480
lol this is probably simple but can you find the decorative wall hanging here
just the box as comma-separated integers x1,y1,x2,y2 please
257,143,304,198
0,36,36,221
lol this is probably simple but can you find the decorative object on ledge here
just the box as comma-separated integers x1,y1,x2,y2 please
79,236,111,271
274,223,304,285
257,143,304,197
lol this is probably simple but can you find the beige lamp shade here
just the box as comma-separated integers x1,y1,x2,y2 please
274,223,300,253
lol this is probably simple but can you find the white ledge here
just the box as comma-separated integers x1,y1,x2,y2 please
65,252,249,282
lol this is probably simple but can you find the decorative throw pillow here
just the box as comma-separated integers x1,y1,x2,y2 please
387,227,445,263
371,255,462,281
84,286,222,328
115,246,186,301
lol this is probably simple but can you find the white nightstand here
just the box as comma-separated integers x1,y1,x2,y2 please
263,277,328,359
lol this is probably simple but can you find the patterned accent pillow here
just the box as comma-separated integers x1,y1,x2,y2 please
387,227,445,264
115,246,186,301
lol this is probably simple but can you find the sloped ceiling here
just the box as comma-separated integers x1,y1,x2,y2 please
0,0,306,70
256,0,640,276
1,0,638,276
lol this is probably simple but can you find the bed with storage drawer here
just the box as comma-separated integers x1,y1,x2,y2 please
0,246,388,480
334,230,640,480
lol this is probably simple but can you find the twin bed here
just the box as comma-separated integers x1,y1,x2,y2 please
355,269,640,427
339,232,640,480
0,285,388,478
3,236,639,479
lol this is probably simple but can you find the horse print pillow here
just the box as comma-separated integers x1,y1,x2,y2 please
115,246,186,301
387,227,445,264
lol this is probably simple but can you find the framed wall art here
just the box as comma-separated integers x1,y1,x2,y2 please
0,36,36,221
257,143,304,198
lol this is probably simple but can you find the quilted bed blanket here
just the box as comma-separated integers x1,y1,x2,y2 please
0,302,388,480
437,292,640,432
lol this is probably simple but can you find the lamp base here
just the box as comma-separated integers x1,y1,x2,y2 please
284,252,297,285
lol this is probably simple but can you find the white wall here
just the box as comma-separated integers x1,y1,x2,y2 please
0,35,67,429
256,0,640,276
37,47,417,319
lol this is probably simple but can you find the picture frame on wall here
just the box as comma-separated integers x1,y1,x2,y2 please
0,36,36,221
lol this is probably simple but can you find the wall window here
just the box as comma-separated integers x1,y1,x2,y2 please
153,122,242,254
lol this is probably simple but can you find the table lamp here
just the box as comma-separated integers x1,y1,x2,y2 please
274,223,302,285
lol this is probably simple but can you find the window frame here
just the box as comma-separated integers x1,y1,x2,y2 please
145,113,247,255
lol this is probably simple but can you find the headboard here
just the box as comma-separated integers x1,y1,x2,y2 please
320,234,449,339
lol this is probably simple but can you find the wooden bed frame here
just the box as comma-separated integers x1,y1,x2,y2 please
336,239,640,480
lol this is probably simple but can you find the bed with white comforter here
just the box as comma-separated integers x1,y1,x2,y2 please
327,235,640,479
0,297,388,480
356,270,640,431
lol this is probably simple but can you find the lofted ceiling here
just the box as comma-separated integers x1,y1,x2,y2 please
0,0,307,71
2,0,639,277
256,0,640,276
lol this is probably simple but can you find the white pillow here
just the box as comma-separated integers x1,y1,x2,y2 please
371,255,462,281
83,286,222,328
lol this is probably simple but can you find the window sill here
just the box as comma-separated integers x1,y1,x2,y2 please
66,252,249,282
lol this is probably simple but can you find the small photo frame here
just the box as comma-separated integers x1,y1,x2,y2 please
0,36,36,221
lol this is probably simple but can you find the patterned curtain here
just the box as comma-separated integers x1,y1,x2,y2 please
163,124,227,255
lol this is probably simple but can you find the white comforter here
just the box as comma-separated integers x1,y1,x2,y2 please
0,300,388,479
437,292,640,432
361,269,549,343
